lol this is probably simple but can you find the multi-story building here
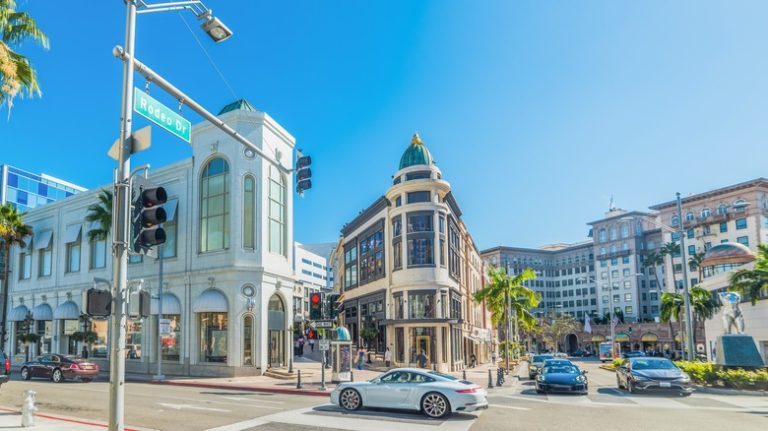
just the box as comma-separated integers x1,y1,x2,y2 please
5,100,298,376
293,242,333,321
0,164,86,212
333,134,493,372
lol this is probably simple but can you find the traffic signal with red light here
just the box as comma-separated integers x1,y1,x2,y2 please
310,292,324,320
131,181,168,255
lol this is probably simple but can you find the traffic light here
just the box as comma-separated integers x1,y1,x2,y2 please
327,293,343,319
310,292,324,320
131,182,168,254
128,290,151,319
295,153,312,194
84,288,112,317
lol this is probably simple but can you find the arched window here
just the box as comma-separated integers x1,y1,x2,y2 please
671,215,680,226
243,175,256,250
200,158,230,252
701,208,711,219
598,229,606,242
267,294,286,367
717,204,727,215
685,211,694,221
268,166,286,256
610,227,617,241
243,315,254,366
620,224,629,238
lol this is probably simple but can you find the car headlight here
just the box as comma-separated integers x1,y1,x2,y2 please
631,373,650,381
537,375,546,382
574,375,586,383
529,365,538,370
679,373,691,382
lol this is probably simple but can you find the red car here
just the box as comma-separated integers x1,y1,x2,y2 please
20,354,99,383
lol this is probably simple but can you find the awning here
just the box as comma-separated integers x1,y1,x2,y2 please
63,224,82,244
164,199,179,223
32,303,53,320
33,230,53,250
53,301,80,320
464,334,484,343
192,289,228,313
591,335,606,342
641,333,659,342
9,305,29,322
151,293,182,315
614,333,630,342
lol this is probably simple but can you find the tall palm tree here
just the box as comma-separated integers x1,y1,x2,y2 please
688,251,706,283
0,202,32,350
660,291,684,351
474,265,539,368
688,286,720,344
729,244,768,305
642,250,664,290
0,0,49,112
660,242,681,291
84,190,112,241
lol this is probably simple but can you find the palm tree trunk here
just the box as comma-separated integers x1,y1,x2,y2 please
0,243,11,351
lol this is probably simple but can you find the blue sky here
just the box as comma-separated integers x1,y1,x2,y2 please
2,1,768,250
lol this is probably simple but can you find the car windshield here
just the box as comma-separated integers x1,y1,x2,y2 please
427,371,458,381
64,355,86,361
533,355,554,362
543,366,579,374
632,359,677,370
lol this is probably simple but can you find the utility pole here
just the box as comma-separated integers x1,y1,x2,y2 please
110,2,136,430
676,192,696,361
154,245,165,380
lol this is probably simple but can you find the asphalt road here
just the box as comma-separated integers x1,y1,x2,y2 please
0,359,765,431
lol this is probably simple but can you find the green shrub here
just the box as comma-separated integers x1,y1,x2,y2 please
612,358,623,369
675,361,717,384
675,361,768,390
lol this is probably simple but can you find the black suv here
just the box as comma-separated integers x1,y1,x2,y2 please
0,352,10,387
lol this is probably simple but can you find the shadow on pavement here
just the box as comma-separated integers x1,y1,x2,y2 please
311,404,477,422
199,391,277,397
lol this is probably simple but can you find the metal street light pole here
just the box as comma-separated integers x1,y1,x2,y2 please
154,246,165,380
676,192,696,361
505,292,512,374
606,262,616,358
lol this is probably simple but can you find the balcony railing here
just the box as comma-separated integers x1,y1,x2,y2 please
596,249,632,261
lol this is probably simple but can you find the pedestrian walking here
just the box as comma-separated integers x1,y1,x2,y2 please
384,347,392,368
357,347,366,370
81,346,89,359
491,350,498,365
309,338,315,352
417,350,428,368
298,336,305,357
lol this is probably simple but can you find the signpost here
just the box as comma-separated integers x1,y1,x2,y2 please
315,320,334,329
319,339,330,351
133,88,191,143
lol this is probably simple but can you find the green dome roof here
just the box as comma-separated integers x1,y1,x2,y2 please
399,133,435,169
218,99,257,115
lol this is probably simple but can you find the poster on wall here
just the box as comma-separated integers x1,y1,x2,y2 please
339,344,351,373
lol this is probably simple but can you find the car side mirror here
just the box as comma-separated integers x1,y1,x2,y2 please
373,378,382,384
582,370,588,374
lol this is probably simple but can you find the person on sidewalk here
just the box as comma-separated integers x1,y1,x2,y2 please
309,338,315,352
417,350,428,368
298,336,305,357
384,347,392,368
470,353,477,368
294,338,299,356
357,347,366,370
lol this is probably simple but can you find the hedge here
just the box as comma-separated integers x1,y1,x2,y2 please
676,361,768,391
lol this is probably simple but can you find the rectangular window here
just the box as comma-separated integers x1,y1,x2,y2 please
737,236,749,246
688,245,695,255
622,256,629,264
66,239,80,273
243,178,255,250
720,222,728,233
344,242,358,289
687,229,694,239
126,320,142,359
408,292,435,319
91,238,107,269
624,280,631,289
394,294,404,319
613,294,620,302
19,249,32,280
625,293,632,301
448,218,460,280
38,239,52,277
622,268,630,277
407,212,434,266
406,191,430,204
395,328,404,362
198,312,228,363
358,223,385,286
736,218,747,230
625,306,633,315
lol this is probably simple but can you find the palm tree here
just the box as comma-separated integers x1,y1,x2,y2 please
729,244,768,305
0,202,32,350
660,286,718,354
688,251,706,283
84,190,112,241
474,265,539,368
642,250,664,290
660,291,684,351
688,286,720,343
0,0,49,112
660,242,681,291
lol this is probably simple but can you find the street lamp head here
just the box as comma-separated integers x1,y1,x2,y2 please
200,13,233,43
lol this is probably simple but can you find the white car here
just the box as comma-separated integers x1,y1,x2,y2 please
330,368,488,418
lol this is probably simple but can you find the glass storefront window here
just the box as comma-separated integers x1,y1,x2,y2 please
409,292,435,319
36,320,52,354
126,320,142,359
199,312,228,363
396,328,404,362
409,327,436,366
243,315,253,366
161,315,181,361
394,295,404,319
91,320,108,358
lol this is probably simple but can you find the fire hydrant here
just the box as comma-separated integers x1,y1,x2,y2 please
21,390,37,427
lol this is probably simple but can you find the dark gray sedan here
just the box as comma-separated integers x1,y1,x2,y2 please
616,358,692,396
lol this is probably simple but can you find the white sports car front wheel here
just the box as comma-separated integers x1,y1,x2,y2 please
339,388,362,411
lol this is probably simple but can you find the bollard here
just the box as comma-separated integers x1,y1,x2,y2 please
463,369,467,381
21,390,37,427
488,369,494,389
497,368,505,386
351,371,354,382
320,355,327,391
296,369,303,389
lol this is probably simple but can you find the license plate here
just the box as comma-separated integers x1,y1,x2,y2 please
83,366,93,370
659,382,671,388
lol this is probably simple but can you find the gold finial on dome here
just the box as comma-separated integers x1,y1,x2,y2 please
411,132,423,145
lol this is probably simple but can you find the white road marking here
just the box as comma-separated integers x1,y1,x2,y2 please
490,404,530,411
503,395,550,403
219,396,284,405
157,402,231,413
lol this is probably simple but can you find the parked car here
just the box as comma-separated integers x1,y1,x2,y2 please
571,349,591,357
528,354,555,379
622,351,646,359
20,354,99,383
616,358,692,396
553,352,568,359
542,358,575,369
536,364,588,395
330,368,487,418
0,352,10,387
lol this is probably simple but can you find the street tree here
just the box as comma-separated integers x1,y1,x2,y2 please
689,251,706,283
729,244,768,305
85,190,112,241
642,250,664,289
0,0,49,113
0,202,32,350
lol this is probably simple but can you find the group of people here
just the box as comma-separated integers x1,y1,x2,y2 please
293,335,316,357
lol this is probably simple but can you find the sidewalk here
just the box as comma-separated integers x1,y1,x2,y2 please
0,407,152,430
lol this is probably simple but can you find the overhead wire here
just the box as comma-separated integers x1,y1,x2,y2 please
177,12,238,100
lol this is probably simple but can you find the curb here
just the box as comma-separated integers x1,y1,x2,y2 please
693,385,768,397
152,380,333,397
0,406,144,430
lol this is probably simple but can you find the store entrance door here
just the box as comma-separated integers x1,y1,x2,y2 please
416,335,431,368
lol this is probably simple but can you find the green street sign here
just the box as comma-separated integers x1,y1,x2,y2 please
133,88,191,143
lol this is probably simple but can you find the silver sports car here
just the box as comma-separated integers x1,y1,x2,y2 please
330,368,488,418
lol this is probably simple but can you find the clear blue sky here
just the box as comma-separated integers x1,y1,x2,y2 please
2,1,768,249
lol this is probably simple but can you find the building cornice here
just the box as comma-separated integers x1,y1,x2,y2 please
648,178,768,210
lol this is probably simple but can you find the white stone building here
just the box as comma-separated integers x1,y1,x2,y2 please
6,100,298,376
